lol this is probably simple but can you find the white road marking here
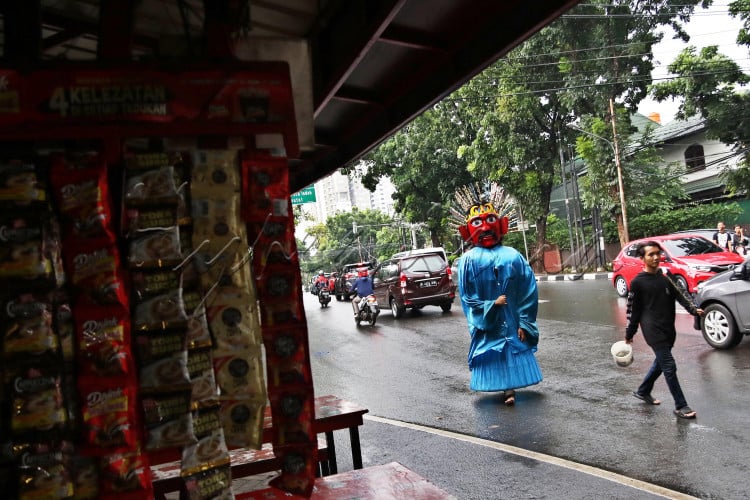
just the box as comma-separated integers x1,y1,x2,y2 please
365,414,699,500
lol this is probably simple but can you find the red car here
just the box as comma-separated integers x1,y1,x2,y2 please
611,234,745,297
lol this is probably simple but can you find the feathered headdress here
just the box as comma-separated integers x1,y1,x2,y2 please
449,182,517,240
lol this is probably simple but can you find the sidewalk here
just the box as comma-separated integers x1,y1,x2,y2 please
536,271,612,282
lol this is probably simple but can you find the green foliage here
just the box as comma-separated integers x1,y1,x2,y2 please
298,208,403,272
356,101,474,247
603,202,743,242
649,36,750,196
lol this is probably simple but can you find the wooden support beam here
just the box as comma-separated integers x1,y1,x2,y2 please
2,1,42,63
98,0,136,60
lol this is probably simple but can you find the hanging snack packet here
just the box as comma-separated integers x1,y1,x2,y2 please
204,285,260,352
63,238,127,306
78,381,138,451
187,348,218,407
133,288,188,332
75,301,133,378
15,440,75,500
264,327,312,391
0,160,47,206
128,226,182,269
190,150,240,197
180,428,230,476
137,344,191,394
218,398,265,449
10,367,68,435
268,446,316,498
181,463,233,500
141,392,197,451
124,165,179,208
213,348,265,398
0,211,64,287
49,152,116,242
2,293,58,360
98,451,152,496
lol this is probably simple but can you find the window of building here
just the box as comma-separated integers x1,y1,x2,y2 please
684,144,705,171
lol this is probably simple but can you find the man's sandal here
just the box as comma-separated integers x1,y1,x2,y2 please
674,406,697,419
504,390,515,406
632,391,661,405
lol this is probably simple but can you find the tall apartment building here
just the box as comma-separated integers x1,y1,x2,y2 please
295,167,396,240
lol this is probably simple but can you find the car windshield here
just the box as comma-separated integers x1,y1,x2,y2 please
661,237,722,257
402,255,446,273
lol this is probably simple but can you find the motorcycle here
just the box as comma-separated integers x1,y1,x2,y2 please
355,294,379,326
318,287,331,308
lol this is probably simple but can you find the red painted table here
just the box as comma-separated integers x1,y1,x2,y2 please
235,462,455,499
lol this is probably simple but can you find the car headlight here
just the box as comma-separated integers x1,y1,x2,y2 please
696,281,706,293
689,264,713,272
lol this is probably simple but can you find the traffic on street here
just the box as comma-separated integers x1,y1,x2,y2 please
302,278,750,499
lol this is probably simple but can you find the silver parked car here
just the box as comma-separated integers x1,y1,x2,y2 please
695,260,750,349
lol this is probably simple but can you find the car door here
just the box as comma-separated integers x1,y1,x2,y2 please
372,261,392,306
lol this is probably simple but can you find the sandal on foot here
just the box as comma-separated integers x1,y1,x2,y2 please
632,391,661,405
504,390,515,406
674,406,696,419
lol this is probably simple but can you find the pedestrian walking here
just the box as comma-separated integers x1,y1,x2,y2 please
625,241,703,419
452,184,542,406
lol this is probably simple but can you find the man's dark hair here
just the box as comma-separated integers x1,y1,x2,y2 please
636,240,663,258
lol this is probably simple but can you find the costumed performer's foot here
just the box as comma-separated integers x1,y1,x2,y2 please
504,390,515,406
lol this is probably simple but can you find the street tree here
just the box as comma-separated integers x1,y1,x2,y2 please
306,208,399,271
559,0,709,245
456,0,707,253
649,43,750,196
355,100,475,249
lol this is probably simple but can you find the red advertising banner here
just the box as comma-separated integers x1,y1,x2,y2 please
0,62,298,156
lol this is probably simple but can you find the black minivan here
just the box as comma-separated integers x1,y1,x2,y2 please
372,248,455,318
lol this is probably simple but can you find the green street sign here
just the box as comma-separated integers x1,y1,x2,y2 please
291,185,316,204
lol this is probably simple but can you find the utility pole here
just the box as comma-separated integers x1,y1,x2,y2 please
609,98,629,244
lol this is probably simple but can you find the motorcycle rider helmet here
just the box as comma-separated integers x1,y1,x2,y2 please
358,268,368,277
318,270,324,276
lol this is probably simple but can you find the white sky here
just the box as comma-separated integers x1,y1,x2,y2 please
637,2,750,123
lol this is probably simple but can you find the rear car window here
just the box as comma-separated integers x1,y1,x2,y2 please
401,255,446,273
661,237,723,257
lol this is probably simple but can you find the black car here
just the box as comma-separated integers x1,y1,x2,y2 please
695,260,750,349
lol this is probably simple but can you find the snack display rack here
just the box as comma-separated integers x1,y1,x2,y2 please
0,62,319,498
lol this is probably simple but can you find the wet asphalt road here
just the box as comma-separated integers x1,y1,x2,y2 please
302,279,750,499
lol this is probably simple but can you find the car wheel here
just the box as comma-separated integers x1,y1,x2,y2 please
440,302,452,312
702,303,741,349
614,276,628,297
390,298,404,319
674,275,689,294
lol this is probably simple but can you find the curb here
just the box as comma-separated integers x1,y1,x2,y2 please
536,272,612,282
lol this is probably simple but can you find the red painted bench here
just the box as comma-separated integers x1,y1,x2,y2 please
150,395,368,499
151,438,329,499
235,461,455,499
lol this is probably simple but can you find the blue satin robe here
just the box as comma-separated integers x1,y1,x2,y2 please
457,245,543,392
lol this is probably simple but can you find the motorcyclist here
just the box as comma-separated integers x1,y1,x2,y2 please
351,268,374,317
313,270,328,294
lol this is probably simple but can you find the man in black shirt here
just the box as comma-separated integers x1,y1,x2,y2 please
625,241,703,419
